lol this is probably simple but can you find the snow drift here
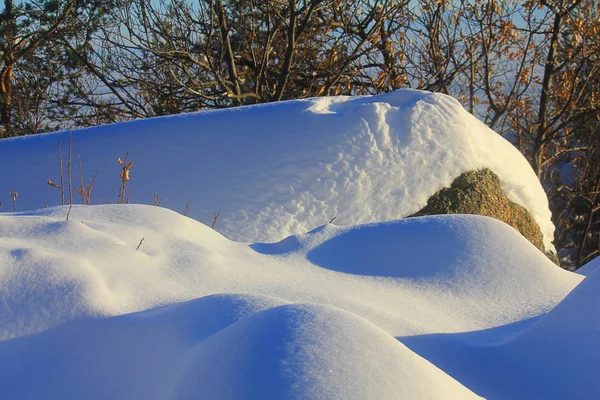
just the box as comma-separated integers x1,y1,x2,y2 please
0,294,481,400
0,206,578,341
502,265,600,398
401,259,600,400
0,90,555,250
0,90,593,399
0,205,590,398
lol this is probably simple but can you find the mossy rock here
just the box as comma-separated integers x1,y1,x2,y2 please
410,169,558,264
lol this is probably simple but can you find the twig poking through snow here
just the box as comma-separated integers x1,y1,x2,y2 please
68,131,73,206
66,204,72,221
9,190,17,212
329,216,337,224
57,136,65,205
76,151,99,205
136,238,145,251
212,211,220,229
118,152,134,204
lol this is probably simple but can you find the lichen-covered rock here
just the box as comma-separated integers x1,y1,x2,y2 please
410,169,558,264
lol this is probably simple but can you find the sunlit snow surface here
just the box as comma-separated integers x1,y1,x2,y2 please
0,205,595,399
0,90,597,399
0,90,555,250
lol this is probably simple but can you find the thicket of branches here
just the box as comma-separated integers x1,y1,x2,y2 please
1,0,599,269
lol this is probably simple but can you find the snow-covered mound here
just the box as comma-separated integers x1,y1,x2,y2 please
0,205,586,398
401,260,600,400
0,206,577,341
0,90,554,249
502,265,600,398
0,295,480,400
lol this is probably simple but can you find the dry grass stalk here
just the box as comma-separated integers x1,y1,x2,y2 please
66,204,72,221
59,136,64,205
212,210,220,229
76,151,99,205
48,136,65,205
183,202,190,216
48,131,74,206
117,152,134,204
77,151,84,204
136,237,145,250
68,131,73,206
329,216,337,224
153,193,164,207
9,190,17,212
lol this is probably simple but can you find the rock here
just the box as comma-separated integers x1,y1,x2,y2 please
410,169,558,264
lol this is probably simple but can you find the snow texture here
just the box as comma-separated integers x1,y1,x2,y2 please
0,205,589,399
402,259,600,400
0,90,590,399
0,90,555,250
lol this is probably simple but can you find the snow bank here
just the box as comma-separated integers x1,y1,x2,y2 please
0,294,284,399
399,256,600,399
0,90,555,250
501,265,600,398
176,303,481,400
0,205,583,398
0,294,480,400
0,90,587,398
0,206,578,342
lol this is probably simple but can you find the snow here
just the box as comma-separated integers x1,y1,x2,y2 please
0,90,593,399
0,205,589,398
0,294,480,400
577,255,600,276
0,90,555,250
402,259,600,400
0,206,578,342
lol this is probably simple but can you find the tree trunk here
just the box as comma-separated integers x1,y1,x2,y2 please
274,0,297,101
0,64,13,137
214,1,241,99
535,10,562,147
532,143,544,180
0,0,15,137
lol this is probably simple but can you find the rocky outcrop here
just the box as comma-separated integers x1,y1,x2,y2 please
410,169,558,264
